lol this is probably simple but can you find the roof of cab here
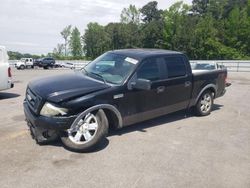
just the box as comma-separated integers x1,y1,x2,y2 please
110,49,183,60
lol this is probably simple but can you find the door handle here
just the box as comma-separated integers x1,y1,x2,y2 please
185,81,192,87
157,86,165,93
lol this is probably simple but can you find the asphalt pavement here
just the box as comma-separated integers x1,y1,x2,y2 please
0,69,249,188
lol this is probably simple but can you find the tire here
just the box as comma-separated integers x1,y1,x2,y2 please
195,90,213,116
61,109,108,152
20,65,25,70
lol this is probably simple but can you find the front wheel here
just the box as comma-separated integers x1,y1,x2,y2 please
20,65,25,70
195,91,213,116
60,109,108,152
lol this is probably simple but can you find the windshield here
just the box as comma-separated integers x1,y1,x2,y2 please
83,52,138,84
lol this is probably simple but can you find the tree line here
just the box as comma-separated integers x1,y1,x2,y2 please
9,0,250,60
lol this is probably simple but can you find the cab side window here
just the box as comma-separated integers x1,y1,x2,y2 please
137,59,160,81
164,56,186,78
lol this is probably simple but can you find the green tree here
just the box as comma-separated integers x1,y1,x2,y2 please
163,2,193,51
193,14,218,59
141,20,165,48
83,23,110,59
106,23,127,49
69,27,82,58
140,1,164,48
52,43,64,59
120,5,140,25
191,0,209,15
56,0,250,60
224,0,248,16
140,1,163,23
224,4,250,56
105,22,141,49
7,51,41,60
60,25,72,56
207,0,228,19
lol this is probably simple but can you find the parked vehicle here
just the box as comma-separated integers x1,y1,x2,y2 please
61,62,74,69
53,62,63,68
36,57,55,69
15,58,34,70
24,49,227,152
190,61,228,71
0,46,14,91
33,59,40,67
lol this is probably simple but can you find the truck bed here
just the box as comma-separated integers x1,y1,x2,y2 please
190,69,227,107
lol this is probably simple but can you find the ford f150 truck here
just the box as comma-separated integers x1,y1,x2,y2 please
0,46,14,91
23,49,227,152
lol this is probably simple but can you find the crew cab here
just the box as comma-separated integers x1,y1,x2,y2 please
23,49,227,152
0,46,14,91
15,58,34,70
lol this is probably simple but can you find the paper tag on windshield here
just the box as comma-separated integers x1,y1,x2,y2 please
125,57,138,64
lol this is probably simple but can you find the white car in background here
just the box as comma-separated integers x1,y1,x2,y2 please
15,58,34,70
0,46,14,91
190,61,227,70
61,62,74,69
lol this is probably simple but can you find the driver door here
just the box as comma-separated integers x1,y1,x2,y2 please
121,57,168,126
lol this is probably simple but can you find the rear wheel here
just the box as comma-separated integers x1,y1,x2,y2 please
195,90,213,116
60,109,108,152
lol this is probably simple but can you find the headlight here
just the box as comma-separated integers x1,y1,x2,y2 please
40,102,68,117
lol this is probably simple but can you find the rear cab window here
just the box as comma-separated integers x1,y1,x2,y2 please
164,56,187,78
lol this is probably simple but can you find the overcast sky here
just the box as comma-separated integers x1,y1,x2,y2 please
0,0,192,55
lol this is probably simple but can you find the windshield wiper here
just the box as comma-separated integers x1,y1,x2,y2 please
89,72,107,84
81,67,107,84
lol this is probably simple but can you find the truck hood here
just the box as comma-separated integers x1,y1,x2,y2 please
16,61,23,66
28,72,110,103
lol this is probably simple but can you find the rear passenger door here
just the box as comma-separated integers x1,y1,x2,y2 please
162,55,192,112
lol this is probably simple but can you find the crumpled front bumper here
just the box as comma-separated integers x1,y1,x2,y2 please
23,101,76,143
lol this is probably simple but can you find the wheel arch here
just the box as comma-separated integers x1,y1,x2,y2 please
70,104,123,131
195,84,217,104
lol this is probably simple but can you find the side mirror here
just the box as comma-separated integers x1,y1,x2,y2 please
131,79,151,90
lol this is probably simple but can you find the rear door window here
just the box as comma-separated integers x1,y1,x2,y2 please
164,56,186,78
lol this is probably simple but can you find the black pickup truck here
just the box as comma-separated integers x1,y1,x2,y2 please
24,49,227,152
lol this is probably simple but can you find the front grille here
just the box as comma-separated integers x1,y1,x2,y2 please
26,88,42,114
